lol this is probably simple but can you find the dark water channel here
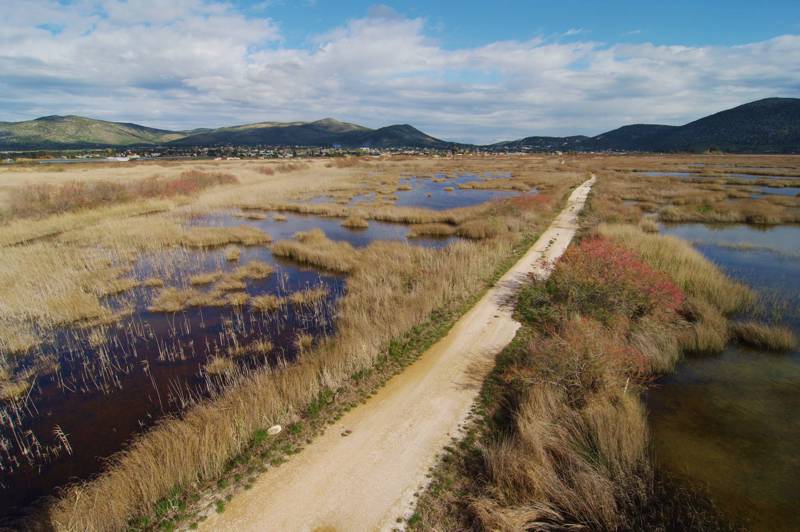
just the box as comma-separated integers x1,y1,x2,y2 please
648,223,800,531
0,178,517,523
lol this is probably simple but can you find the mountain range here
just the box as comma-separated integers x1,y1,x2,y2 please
1,97,798,153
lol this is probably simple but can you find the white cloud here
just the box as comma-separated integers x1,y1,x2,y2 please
1,1,799,143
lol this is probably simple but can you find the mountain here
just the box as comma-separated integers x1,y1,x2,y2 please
647,97,800,152
591,124,679,151
0,115,184,149
2,98,798,152
0,115,449,150
492,135,592,152
496,98,800,153
167,119,446,148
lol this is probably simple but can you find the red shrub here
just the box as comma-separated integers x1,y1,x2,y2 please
8,171,238,218
552,236,684,320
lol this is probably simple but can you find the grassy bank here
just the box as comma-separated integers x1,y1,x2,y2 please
411,226,750,531
40,179,577,530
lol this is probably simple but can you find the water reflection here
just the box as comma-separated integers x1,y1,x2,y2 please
649,223,800,531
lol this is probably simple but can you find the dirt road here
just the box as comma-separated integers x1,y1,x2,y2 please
200,176,595,532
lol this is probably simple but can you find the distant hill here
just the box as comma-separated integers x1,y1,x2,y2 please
0,115,184,149
166,119,446,148
2,98,798,152
495,98,800,153
0,116,450,150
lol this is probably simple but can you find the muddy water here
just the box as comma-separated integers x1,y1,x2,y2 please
0,181,514,522
648,223,800,531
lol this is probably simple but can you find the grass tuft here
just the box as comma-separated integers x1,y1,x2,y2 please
730,321,798,352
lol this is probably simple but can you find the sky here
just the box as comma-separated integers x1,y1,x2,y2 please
1,0,799,143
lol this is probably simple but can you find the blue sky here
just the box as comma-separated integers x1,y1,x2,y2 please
2,0,799,143
248,0,800,49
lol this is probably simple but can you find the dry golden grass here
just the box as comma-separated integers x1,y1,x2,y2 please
0,199,174,247
0,321,38,356
271,229,358,273
477,383,649,531
0,379,30,401
731,321,798,352
205,356,236,375
213,278,247,292
340,215,369,229
638,217,659,233
189,272,223,286
231,260,274,280
224,246,240,262
458,178,530,191
46,173,569,530
235,211,267,220
414,217,757,531
147,287,202,313
249,294,286,312
147,285,251,313
597,224,752,314
288,286,329,306
407,223,456,238
294,332,314,352
182,226,271,248
456,219,503,240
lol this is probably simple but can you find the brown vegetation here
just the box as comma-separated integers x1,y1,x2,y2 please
407,223,456,238
271,229,358,273
7,170,237,219
730,321,797,352
413,227,747,531
340,215,369,229
45,165,571,530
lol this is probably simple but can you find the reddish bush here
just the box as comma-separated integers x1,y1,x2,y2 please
507,193,552,209
9,171,238,218
518,236,685,327
554,236,685,320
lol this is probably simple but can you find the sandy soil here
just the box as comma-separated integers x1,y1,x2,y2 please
199,176,595,532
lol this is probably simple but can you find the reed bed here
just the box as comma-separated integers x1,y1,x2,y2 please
413,228,745,531
271,229,358,273
730,321,798,352
597,224,752,315
44,171,569,531
340,215,369,229
407,223,456,238
7,170,237,219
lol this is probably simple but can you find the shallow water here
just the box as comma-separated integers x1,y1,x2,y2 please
753,185,800,198
394,175,521,210
641,171,696,178
649,223,800,531
642,170,800,183
727,172,800,181
306,174,523,212
188,210,457,249
0,177,523,521
0,249,343,521
0,210,457,521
